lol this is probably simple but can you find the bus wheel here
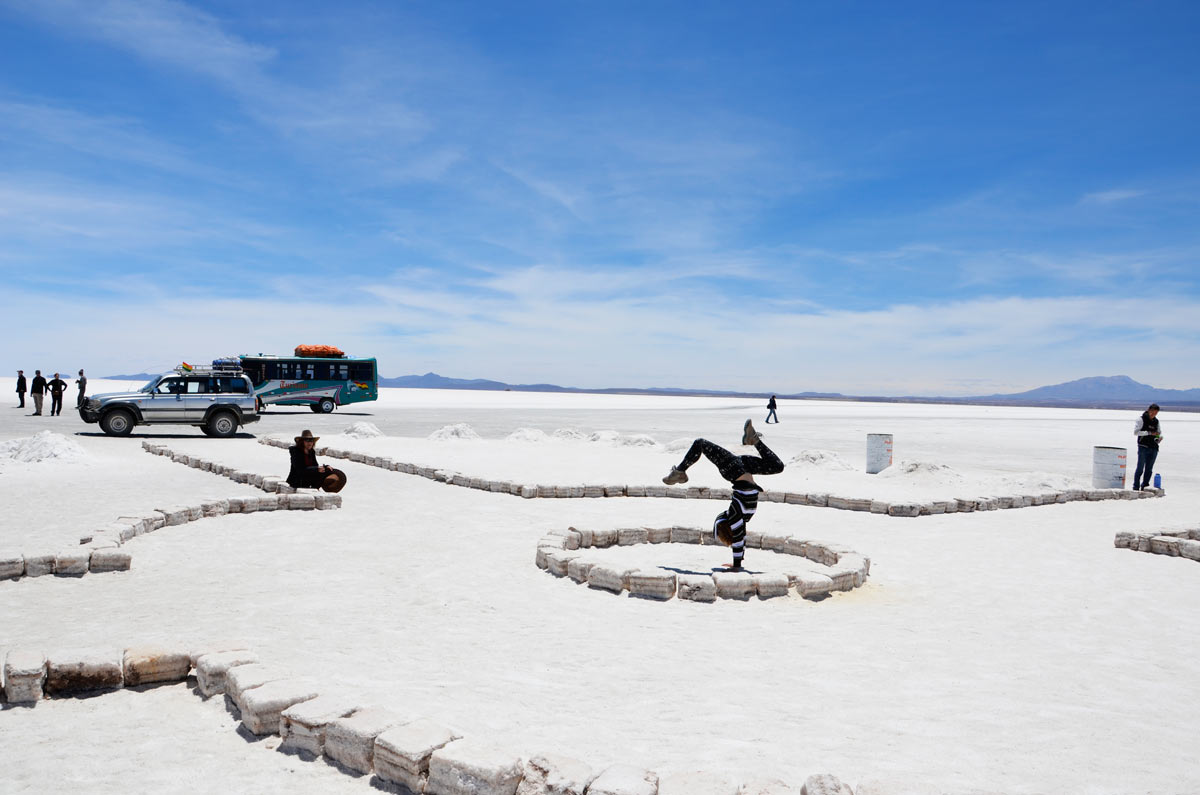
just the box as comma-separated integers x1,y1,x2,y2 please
318,398,336,414
309,404,321,413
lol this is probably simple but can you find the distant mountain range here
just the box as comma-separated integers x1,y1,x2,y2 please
101,370,1200,411
378,373,1200,410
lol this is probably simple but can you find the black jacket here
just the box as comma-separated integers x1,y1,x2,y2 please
30,376,47,395
15,375,25,393
287,445,323,488
48,378,68,395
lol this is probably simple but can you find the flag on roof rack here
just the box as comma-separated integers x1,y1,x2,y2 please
179,362,194,372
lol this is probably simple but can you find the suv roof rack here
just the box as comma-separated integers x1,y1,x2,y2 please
174,362,244,376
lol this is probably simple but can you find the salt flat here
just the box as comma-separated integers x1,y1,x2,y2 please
2,380,1198,794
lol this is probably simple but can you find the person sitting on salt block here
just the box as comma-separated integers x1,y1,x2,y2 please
287,429,347,492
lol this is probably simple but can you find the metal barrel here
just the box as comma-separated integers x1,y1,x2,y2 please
866,433,893,474
1092,446,1127,489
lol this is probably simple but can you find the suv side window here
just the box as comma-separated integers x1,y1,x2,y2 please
212,377,249,394
185,379,209,394
155,378,184,395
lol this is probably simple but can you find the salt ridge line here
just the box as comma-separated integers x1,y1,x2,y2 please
535,527,869,601
257,437,1165,517
0,450,342,584
2,645,886,794
1115,528,1200,561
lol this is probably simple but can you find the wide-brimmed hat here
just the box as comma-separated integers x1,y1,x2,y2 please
295,429,320,443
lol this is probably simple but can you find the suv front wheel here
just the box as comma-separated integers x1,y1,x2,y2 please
100,409,135,437
205,410,239,438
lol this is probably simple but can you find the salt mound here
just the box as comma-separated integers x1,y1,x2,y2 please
507,428,549,442
587,430,620,443
876,460,963,483
789,450,853,471
0,431,89,463
343,422,384,439
552,428,588,441
429,423,481,441
612,433,659,448
664,438,695,453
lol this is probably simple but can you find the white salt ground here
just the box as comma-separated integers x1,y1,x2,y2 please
2,382,1199,794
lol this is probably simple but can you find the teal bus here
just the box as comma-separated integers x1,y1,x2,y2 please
237,348,379,413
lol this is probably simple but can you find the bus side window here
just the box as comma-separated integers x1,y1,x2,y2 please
305,364,314,379
338,365,349,380
349,363,373,381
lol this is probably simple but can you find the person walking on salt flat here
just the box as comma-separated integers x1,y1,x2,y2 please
1133,403,1162,491
662,419,785,571
766,395,779,423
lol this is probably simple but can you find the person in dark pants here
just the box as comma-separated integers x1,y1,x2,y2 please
662,420,785,571
287,429,347,492
15,370,26,408
1133,403,1162,490
48,373,68,416
29,370,47,415
766,395,779,423
76,370,88,408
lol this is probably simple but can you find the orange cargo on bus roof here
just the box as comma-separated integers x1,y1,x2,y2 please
294,344,346,358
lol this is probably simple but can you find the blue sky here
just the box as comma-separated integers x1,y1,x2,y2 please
1,1,1198,395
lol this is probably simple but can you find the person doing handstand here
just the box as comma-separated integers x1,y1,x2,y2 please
662,419,784,571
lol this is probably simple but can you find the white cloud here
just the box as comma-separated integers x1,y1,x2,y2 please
1080,189,1147,205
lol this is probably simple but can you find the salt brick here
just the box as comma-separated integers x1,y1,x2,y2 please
520,486,538,498
782,538,809,558
604,485,626,497
658,771,738,794
4,650,47,703
53,549,91,577
115,516,149,536
280,695,362,756
646,526,672,544
588,764,658,795
664,487,687,498
1178,539,1200,561
324,707,408,774
427,739,524,795
586,565,630,594
257,494,280,511
644,486,667,498
671,526,701,544
23,552,55,577
572,527,594,547
785,493,809,505
714,572,755,600
1114,532,1134,549
1150,536,1180,556
801,773,853,795
566,558,594,583
195,650,261,697
287,493,317,510
618,527,648,546
869,501,890,514
743,531,763,549
372,718,460,791
122,647,191,686
677,574,717,602
759,534,788,552
227,663,291,714
0,550,23,580
794,572,834,599
753,574,791,599
626,485,646,497
240,678,320,735
627,570,676,600
591,528,618,548
545,551,578,577
90,549,132,572
827,496,848,510
45,650,123,695
887,504,920,517
516,752,594,795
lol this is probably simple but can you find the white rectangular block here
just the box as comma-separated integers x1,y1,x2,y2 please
588,764,658,795
227,663,291,714
195,650,261,697
714,572,755,600
427,739,524,795
45,650,123,695
516,753,594,795
4,650,47,703
54,549,91,577
22,552,55,577
627,570,676,600
0,550,23,580
280,695,362,756
677,574,717,602
325,707,408,775
372,717,460,791
122,647,191,686
90,549,132,572
240,678,320,735
753,574,791,599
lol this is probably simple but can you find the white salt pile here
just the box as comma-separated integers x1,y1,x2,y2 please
552,428,588,441
507,428,549,442
788,450,853,470
664,438,695,453
428,423,481,441
588,430,660,448
876,460,964,484
0,431,89,464
343,422,384,439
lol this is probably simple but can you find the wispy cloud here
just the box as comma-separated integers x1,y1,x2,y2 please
1080,189,1147,204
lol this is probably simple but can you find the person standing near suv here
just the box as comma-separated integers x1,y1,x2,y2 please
29,370,47,415
15,369,26,408
48,373,69,417
76,369,88,408
1133,403,1162,490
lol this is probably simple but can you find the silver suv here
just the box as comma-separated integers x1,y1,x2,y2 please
79,367,260,437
